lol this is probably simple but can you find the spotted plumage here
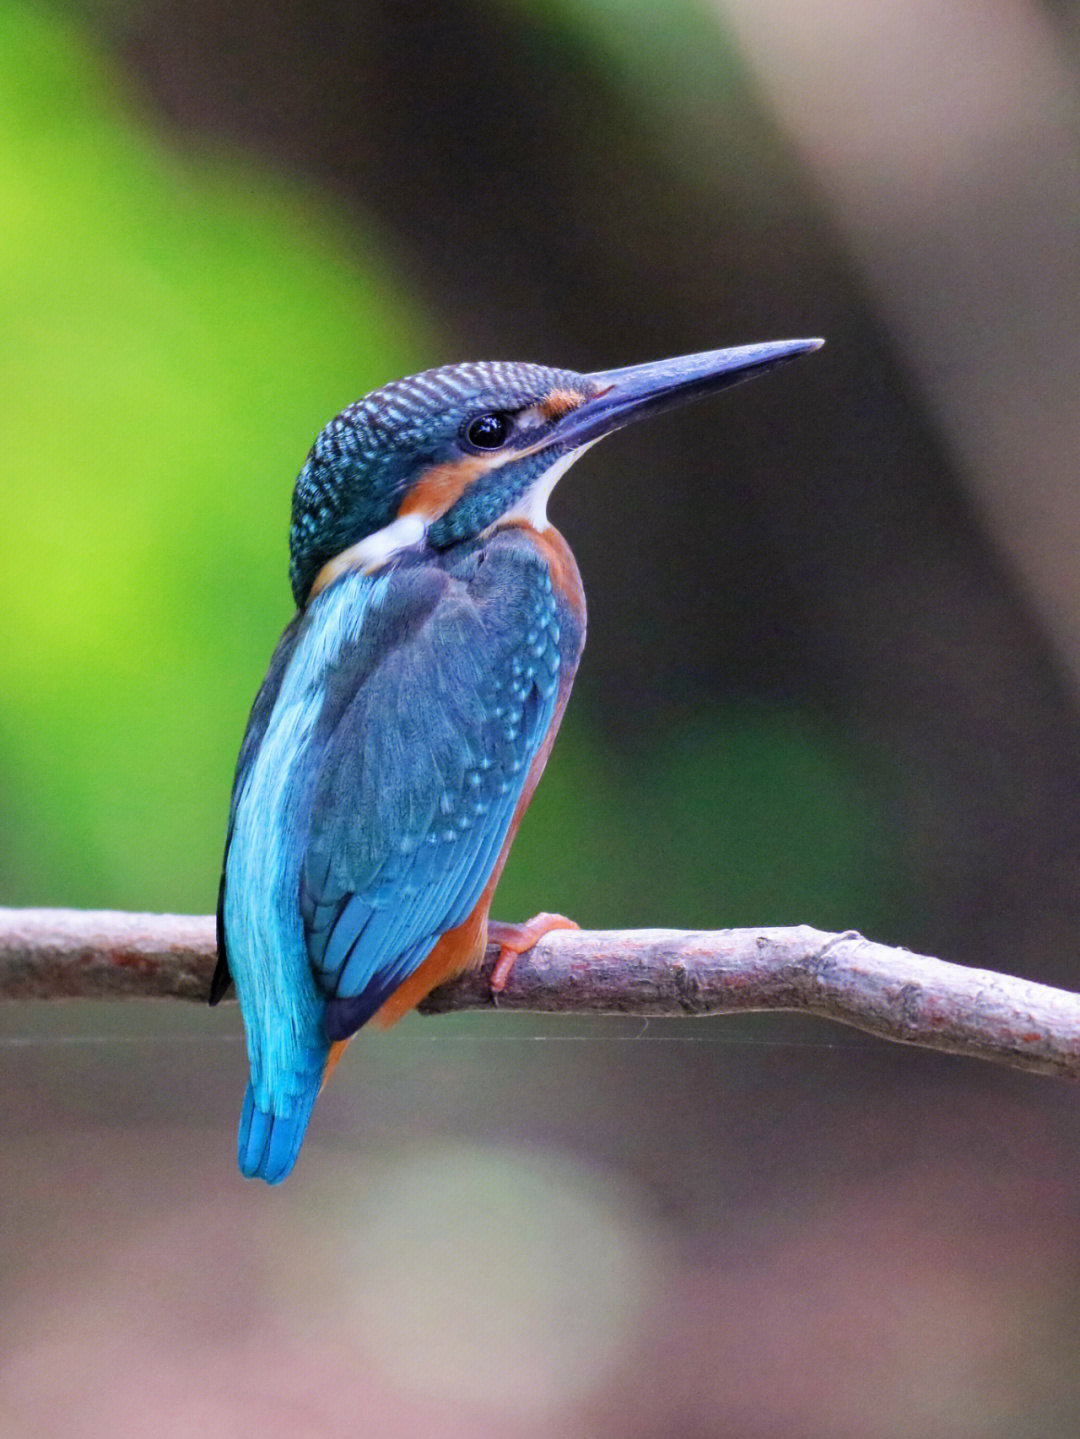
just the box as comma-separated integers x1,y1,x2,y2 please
289,362,586,604
214,338,822,1182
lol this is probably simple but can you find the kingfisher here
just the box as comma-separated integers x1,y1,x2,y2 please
210,337,822,1183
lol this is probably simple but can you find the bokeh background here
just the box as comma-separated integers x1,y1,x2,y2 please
4,0,1080,1433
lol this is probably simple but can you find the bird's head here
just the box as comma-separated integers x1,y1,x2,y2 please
289,339,822,606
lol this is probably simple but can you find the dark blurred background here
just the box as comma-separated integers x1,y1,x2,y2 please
4,1,1080,1433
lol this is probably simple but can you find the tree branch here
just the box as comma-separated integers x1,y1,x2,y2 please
2,908,1079,1081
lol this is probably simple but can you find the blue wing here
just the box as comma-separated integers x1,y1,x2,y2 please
212,614,303,1004
300,530,565,1038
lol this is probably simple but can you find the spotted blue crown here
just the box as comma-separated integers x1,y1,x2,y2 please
289,361,583,605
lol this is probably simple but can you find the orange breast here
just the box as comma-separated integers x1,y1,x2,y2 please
507,519,586,619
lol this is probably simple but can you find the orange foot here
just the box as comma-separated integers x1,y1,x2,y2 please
487,913,580,994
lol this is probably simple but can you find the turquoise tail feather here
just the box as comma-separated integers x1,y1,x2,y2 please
237,1053,325,1184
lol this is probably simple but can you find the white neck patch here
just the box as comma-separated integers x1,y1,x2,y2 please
501,441,598,531
311,511,427,596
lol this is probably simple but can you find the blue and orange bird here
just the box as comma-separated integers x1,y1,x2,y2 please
211,337,822,1182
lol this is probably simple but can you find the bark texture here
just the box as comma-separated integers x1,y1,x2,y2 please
3,908,1079,1081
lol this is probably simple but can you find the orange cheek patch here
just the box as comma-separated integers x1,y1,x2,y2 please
398,454,495,521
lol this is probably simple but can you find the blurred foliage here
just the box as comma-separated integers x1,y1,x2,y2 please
0,1,433,907
2,4,1076,1434
502,0,793,215
508,708,898,932
0,0,896,937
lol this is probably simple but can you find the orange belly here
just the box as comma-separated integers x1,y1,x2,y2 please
372,897,491,1028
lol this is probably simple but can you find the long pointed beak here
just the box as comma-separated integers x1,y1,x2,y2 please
554,338,823,449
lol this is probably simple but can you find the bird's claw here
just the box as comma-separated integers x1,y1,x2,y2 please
488,912,579,993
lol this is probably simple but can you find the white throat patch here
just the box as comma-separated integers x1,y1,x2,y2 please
502,441,598,530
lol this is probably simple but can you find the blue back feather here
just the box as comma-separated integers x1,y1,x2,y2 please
220,524,584,1178
222,574,390,1141
303,529,567,1029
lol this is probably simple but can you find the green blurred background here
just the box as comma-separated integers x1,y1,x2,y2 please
4,1,1080,1434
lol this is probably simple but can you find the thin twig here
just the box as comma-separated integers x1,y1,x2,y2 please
2,908,1079,1081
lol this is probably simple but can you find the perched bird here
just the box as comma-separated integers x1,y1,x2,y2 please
211,338,822,1183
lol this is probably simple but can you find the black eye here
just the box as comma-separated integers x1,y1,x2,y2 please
465,413,510,449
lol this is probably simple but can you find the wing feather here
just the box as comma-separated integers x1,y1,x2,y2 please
301,533,565,1033
212,614,304,1004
